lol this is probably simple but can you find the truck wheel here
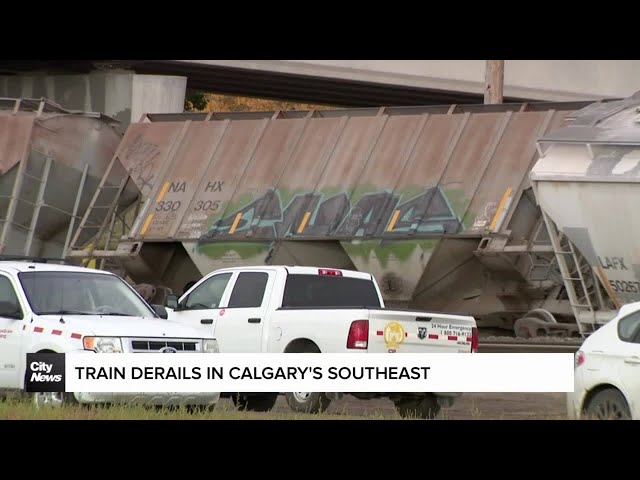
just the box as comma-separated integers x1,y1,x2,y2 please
394,395,441,419
285,391,331,414
232,393,278,412
283,341,331,414
585,388,631,420
32,392,77,409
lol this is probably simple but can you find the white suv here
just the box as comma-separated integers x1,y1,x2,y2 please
0,260,220,409
568,301,640,420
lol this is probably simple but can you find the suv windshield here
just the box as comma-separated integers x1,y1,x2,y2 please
18,271,155,317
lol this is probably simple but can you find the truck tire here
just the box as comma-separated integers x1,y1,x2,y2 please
285,391,332,414
394,395,441,419
284,341,331,414
232,393,278,412
32,392,78,409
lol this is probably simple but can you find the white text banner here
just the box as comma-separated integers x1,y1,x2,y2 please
62,353,575,393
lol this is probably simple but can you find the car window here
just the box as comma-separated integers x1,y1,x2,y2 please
228,272,269,308
281,274,381,308
0,276,22,319
183,273,232,310
618,310,640,343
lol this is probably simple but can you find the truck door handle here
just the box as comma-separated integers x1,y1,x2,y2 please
248,318,261,324
201,319,213,325
624,356,640,364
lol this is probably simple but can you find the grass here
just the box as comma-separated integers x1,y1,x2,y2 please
0,398,394,421
0,394,589,420
0,398,584,421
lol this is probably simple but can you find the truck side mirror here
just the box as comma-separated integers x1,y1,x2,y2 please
152,304,169,319
165,294,178,310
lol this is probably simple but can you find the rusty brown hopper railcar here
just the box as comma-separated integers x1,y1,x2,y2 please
0,97,139,259
67,100,603,335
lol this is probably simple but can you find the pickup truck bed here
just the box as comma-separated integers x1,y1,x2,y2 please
272,305,476,354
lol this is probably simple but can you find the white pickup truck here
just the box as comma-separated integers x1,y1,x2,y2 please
164,265,478,418
0,260,221,410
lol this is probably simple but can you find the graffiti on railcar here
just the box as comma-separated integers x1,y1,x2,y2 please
197,185,463,244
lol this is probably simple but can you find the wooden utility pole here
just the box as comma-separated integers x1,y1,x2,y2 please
484,60,504,104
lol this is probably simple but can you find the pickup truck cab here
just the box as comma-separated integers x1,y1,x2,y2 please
165,265,478,418
0,260,221,410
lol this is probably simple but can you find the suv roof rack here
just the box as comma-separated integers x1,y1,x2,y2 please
0,255,70,264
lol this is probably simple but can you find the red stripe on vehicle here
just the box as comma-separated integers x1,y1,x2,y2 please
448,335,457,341
71,333,82,339
52,329,62,336
428,334,439,339
466,337,472,342
34,326,44,333
376,330,383,336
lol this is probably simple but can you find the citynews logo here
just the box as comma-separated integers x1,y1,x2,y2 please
25,353,66,393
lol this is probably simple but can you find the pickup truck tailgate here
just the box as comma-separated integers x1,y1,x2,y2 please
368,310,477,353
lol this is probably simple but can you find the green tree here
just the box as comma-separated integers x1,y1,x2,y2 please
184,90,208,111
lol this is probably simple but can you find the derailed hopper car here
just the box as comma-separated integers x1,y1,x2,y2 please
0,98,139,260
67,100,614,338
530,92,640,336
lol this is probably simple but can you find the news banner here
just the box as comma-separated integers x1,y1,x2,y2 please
25,352,574,393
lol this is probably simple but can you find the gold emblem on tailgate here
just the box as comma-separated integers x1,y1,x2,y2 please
384,321,405,349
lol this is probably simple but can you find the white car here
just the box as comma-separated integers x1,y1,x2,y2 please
568,301,640,420
0,259,221,410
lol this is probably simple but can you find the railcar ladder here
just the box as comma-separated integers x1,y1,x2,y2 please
0,153,53,256
541,210,599,336
66,154,131,264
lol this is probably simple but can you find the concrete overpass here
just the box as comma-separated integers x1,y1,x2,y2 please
2,60,639,129
3,60,640,106
144,60,640,105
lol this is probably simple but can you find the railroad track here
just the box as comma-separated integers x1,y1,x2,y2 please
479,338,582,353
